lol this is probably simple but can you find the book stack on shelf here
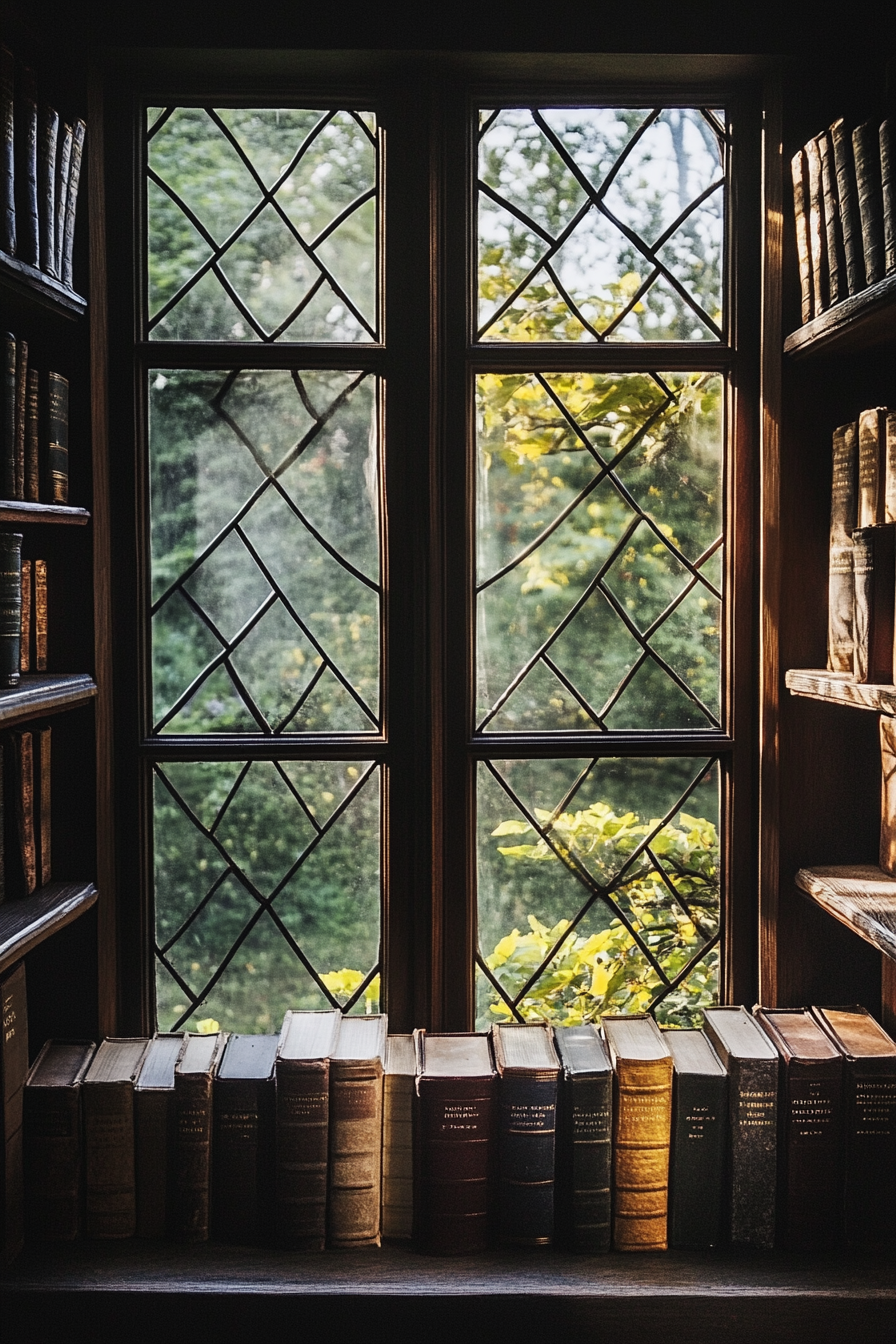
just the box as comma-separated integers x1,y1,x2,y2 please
4,1003,895,1264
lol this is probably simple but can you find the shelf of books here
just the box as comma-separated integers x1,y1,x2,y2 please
784,270,896,358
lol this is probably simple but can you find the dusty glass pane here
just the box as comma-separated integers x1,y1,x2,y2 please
149,368,380,734
147,107,378,342
478,107,725,342
476,371,723,732
476,756,719,1030
154,759,381,1032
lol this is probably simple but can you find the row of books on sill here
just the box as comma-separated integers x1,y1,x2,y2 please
791,113,894,323
826,405,896,683
3,331,71,505
0,43,85,287
0,724,52,902
4,997,896,1263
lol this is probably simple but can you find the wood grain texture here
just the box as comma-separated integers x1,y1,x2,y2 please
0,881,98,974
0,674,96,729
0,248,86,318
795,864,896,961
0,502,89,525
785,667,896,714
784,270,896,358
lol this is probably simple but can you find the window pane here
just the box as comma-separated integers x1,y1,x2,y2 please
147,107,379,342
149,368,381,735
476,756,720,1029
154,759,381,1032
478,107,725,342
476,371,723,732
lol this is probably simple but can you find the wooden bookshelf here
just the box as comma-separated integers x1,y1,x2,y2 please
0,673,96,729
0,249,87,320
795,865,896,962
0,881,98,975
783,271,896,359
0,501,89,525
785,669,896,715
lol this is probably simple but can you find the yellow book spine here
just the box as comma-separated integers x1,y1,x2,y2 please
612,1056,673,1251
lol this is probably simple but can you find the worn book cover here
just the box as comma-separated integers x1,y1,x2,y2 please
0,530,22,689
213,1032,278,1244
328,1013,387,1248
818,131,844,308
382,1033,415,1240
24,366,38,502
14,336,26,500
880,716,896,875
1,331,16,499
134,1032,182,1238
37,724,50,885
275,1008,340,1250
12,729,36,895
24,1037,95,1240
1,961,27,1265
831,118,863,296
851,521,895,684
805,135,828,315
14,66,38,269
54,123,72,278
553,1024,612,1253
882,118,894,277
663,1027,728,1249
44,371,68,505
0,45,15,256
34,558,46,670
82,1037,150,1238
19,559,30,673
853,119,885,287
172,1030,226,1243
828,420,858,671
38,104,58,277
857,406,887,528
491,1022,560,1247
61,119,85,289
790,147,812,322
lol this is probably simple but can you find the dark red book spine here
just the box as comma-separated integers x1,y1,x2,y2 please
415,1075,496,1255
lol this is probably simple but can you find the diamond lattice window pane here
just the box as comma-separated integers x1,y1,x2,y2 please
478,107,726,343
476,371,723,732
147,107,378,342
476,757,719,1029
150,368,380,735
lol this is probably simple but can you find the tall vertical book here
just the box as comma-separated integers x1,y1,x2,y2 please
213,1033,278,1244
663,1027,728,1249
275,1008,340,1251
491,1022,560,1247
382,1034,415,1240
851,521,896,684
601,1013,673,1251
82,1037,150,1238
134,1032,182,1238
0,961,27,1264
414,1031,496,1255
827,420,858,672
24,1038,95,1240
553,1024,612,1253
328,1013,387,1248
172,1030,226,1243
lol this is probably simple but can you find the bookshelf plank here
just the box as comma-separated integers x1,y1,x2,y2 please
783,271,896,358
0,674,97,728
0,249,87,319
0,880,98,974
0,501,90,526
785,669,896,715
795,865,896,963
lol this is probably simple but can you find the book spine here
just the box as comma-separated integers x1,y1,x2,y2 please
38,106,57,277
213,1075,274,1244
25,367,38,503
415,1075,495,1255
668,1070,728,1249
832,118,864,296
34,557,46,670
13,730,36,894
804,136,828,314
0,46,15,257
14,337,26,500
558,1072,612,1253
0,742,4,903
328,1058,384,1247
852,523,896,684
172,1068,214,1242
790,148,813,322
853,119,885,287
19,559,29,673
842,1060,896,1244
611,1056,673,1251
497,1072,558,1246
61,119,85,290
38,724,50,886
45,371,68,504
829,421,858,670
882,119,895,276
16,70,38,268
134,1089,172,1238
83,1080,137,1237
54,124,71,281
728,1056,778,1248
852,528,873,682
1,963,27,1264
24,1083,82,1239
780,1058,843,1249
818,131,843,305
857,406,884,527
275,1058,329,1250
382,1072,413,1239
0,531,21,687
2,332,16,498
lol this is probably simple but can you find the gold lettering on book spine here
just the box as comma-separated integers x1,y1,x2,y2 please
612,1057,673,1251
35,559,47,670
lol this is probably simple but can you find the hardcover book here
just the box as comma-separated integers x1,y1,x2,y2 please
663,1027,728,1249
812,1005,896,1244
14,336,26,499
831,117,863,296
134,1032,182,1238
491,1022,560,1247
754,1007,843,1250
38,104,58,277
553,1023,612,1253
328,1013,387,1248
703,1005,778,1249
82,1037,150,1238
853,119,885,287
213,1032,278,1244
818,131,843,306
61,119,85,289
0,46,15,257
19,559,29,673
882,118,894,277
0,530,22,688
54,123,72,280
414,1031,496,1255
790,147,812,323
2,331,15,498
37,724,50,885
24,367,37,503
851,520,896,684
804,134,828,315
34,558,46,670
44,372,68,505
15,66,38,269
24,1037,94,1240
601,1013,673,1252
172,1030,226,1243
382,1033,415,1239
0,961,27,1264
881,713,896,875
857,405,887,528
828,419,858,672
275,1008,340,1250
11,729,36,895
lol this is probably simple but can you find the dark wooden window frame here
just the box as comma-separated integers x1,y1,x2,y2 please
99,53,766,1035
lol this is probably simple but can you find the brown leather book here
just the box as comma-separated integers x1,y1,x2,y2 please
19,559,30,673
82,1037,150,1238
851,521,896,684
754,1007,843,1250
34,558,46,670
172,1031,226,1242
491,1022,560,1246
880,716,896,875
24,1037,95,1240
601,1014,673,1251
382,1033,415,1240
327,1013,387,1248
414,1030,497,1255
24,366,38,502
857,406,887,528
812,1005,896,1244
790,147,813,323
818,130,844,306
213,1033,278,1244
13,337,26,500
37,724,50,886
134,1032,182,1238
1,961,27,1264
11,730,36,895
831,117,864,296
853,119,885,286
804,134,829,315
275,1009,340,1250
828,420,858,672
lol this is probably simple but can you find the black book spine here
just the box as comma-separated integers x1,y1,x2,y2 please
14,337,26,500
213,1074,275,1243
38,106,57,278
24,1081,82,1240
2,332,16,499
61,119,85,290
15,68,38,269
0,46,15,257
842,1059,896,1244
557,1071,611,1252
24,367,38,503
497,1073,558,1246
882,119,895,277
781,1058,843,1250
45,371,68,505
0,531,22,688
853,119,885,287
54,124,71,283
831,119,864,296
668,1069,728,1248
727,1056,778,1249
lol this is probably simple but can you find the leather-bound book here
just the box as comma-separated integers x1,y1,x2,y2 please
34,558,46,670
24,1038,95,1240
492,1022,560,1247
24,367,38,503
818,131,844,307
134,1032,182,1238
828,420,858,672
61,119,85,290
851,521,896,684
12,729,36,895
853,119,885,287
881,716,896,875
663,1027,728,1249
37,724,50,885
328,1013,387,1248
414,1031,496,1255
790,148,812,323
831,118,864,296
19,559,29,673
45,372,68,504
82,1037,150,1238
2,331,15,498
812,1005,896,1245
172,1030,226,1243
804,135,829,315
382,1033,415,1240
54,123,72,279
0,46,15,257
213,1033,278,1244
754,1007,843,1250
14,66,38,268
601,1013,673,1251
882,119,895,276
38,105,57,277
702,1005,778,1248
1,962,27,1264
553,1024,612,1253
275,1008,340,1250
857,405,887,528
0,531,22,689
14,336,26,499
